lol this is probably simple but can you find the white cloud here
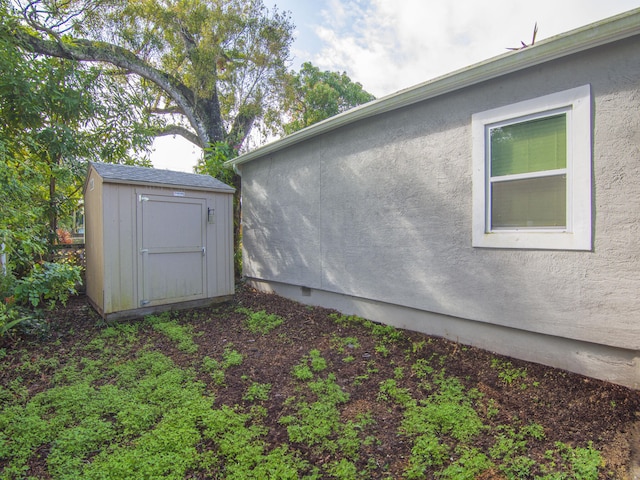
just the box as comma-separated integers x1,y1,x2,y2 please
310,0,640,97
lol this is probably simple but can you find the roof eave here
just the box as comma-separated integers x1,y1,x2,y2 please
98,177,235,193
227,7,640,167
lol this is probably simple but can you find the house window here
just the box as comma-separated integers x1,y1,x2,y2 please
472,85,592,250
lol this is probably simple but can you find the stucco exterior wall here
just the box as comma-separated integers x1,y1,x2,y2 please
240,38,640,386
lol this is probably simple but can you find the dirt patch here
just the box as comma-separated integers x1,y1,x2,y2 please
2,285,639,479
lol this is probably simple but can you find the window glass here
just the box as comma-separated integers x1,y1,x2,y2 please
491,175,566,228
490,114,566,177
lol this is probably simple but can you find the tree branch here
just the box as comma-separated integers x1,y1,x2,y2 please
156,125,203,148
150,106,185,116
11,26,214,146
227,112,255,148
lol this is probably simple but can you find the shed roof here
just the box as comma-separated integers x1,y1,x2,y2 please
87,162,235,193
227,7,640,168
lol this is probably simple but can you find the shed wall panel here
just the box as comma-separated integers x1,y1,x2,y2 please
101,184,137,313
208,192,235,297
84,170,104,310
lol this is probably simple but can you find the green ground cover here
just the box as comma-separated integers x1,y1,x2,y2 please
0,290,636,479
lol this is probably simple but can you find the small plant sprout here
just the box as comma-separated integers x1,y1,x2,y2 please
330,334,360,353
291,349,327,381
491,358,528,386
236,307,284,335
243,382,272,402
222,344,244,368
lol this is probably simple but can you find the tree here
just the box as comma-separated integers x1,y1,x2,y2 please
0,4,158,276
5,0,294,151
281,62,375,135
2,2,377,279
2,0,295,279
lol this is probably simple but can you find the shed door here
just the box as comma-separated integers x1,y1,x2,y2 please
137,193,207,306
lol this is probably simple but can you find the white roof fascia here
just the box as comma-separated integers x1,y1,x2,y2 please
227,8,640,167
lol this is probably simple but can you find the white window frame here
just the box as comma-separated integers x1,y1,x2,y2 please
472,85,592,250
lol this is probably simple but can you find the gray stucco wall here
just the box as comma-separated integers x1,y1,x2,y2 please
240,37,640,385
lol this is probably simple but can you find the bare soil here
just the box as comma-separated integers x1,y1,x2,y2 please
2,285,639,479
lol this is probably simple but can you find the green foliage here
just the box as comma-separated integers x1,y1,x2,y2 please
280,374,351,454
97,322,140,347
282,62,375,134
222,344,244,368
0,298,612,479
13,262,81,309
292,362,313,381
378,379,416,407
0,3,156,278
309,349,327,372
0,302,35,338
244,382,272,402
401,374,485,442
19,0,296,149
489,423,545,479
330,334,360,352
329,313,403,357
330,335,360,357
396,371,490,478
411,357,436,379
485,398,500,419
145,312,199,353
292,349,327,381
1,260,80,338
237,307,284,335
200,344,243,387
202,356,226,385
202,344,242,386
549,441,603,480
353,360,379,386
201,405,311,479
326,458,358,479
369,323,403,343
501,455,537,479
329,313,362,326
437,447,494,479
404,433,450,479
196,142,238,186
491,358,528,386
0,350,212,479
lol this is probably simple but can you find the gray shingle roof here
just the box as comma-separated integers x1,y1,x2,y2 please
90,162,234,192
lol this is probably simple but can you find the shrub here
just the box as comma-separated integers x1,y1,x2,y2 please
14,262,82,309
0,302,35,338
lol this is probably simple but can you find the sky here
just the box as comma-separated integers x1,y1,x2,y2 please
151,0,640,172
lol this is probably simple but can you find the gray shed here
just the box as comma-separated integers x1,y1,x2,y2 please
83,162,235,321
